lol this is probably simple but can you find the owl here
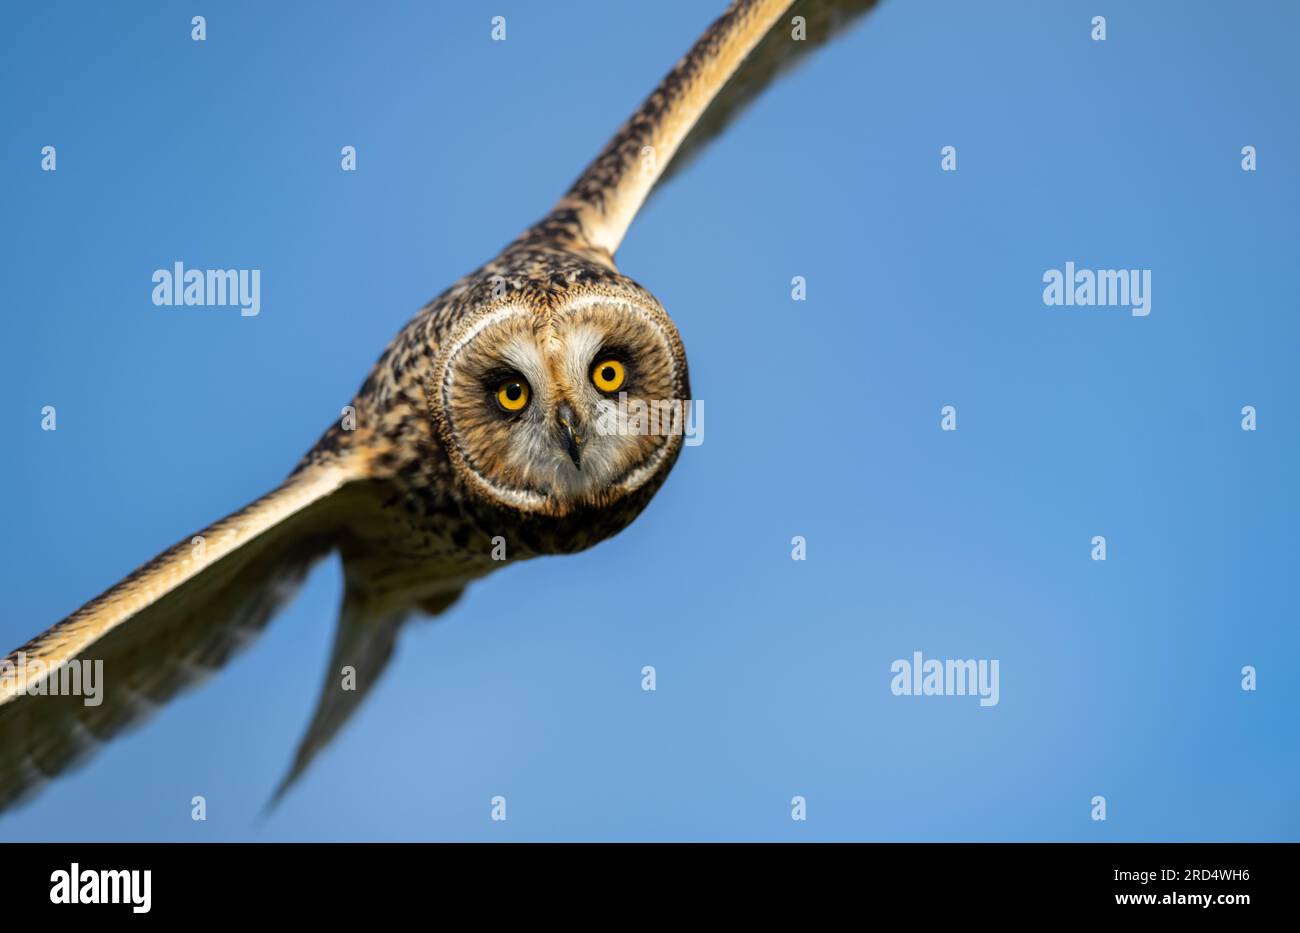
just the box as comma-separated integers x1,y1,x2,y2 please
0,0,876,810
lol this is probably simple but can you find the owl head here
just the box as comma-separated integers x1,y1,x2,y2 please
431,277,690,518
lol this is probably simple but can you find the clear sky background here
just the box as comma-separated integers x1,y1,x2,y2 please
1,1,1296,841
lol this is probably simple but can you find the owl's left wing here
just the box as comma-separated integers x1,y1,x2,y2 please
653,0,878,190
538,0,876,257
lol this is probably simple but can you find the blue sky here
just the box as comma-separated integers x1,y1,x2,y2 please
1,0,1296,840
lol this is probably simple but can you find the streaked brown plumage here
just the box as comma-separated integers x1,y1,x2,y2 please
0,0,877,812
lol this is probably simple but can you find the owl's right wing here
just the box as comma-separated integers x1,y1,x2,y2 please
0,460,360,813
540,0,878,257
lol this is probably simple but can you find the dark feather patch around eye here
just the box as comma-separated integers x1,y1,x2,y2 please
479,365,525,389
480,367,531,419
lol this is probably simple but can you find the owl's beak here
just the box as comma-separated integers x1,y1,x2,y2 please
556,403,583,470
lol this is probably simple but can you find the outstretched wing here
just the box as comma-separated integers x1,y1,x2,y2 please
655,0,879,189
0,461,356,813
541,0,878,257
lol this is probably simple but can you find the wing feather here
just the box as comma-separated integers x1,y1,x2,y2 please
0,462,355,812
655,0,879,189
541,0,798,256
269,587,464,806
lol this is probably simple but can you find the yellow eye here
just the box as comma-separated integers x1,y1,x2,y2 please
496,379,530,412
591,359,626,393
